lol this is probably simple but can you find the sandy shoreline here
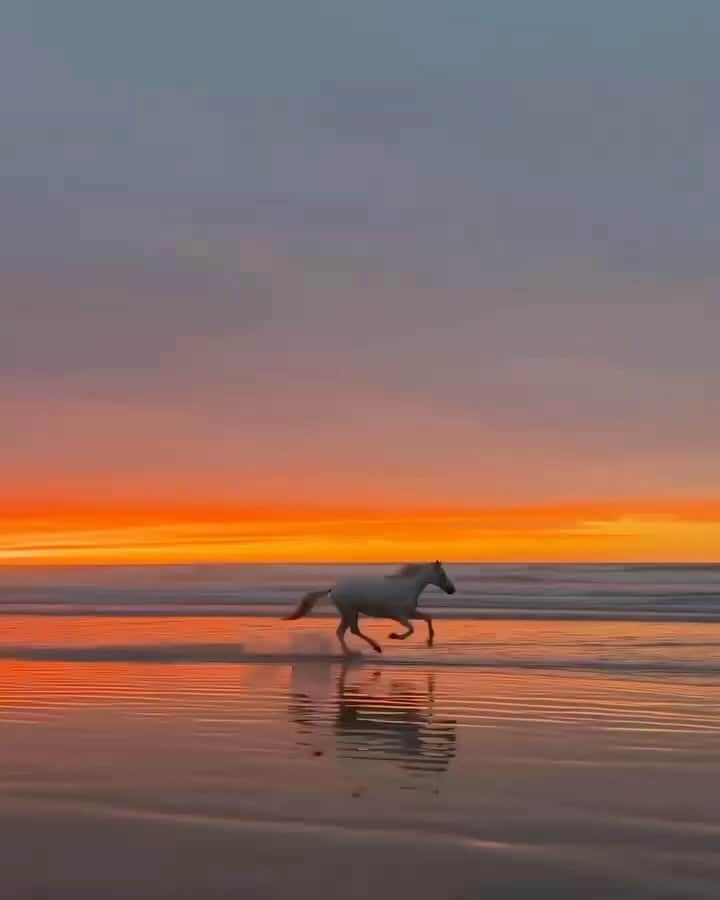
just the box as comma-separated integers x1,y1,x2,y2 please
1,617,719,897
7,795,720,900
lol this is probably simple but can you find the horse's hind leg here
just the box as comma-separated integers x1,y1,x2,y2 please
414,611,435,647
336,617,353,655
388,617,414,640
349,615,382,654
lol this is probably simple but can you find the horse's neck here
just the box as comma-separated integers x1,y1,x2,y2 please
409,570,432,598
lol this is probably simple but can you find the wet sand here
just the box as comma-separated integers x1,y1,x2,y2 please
1,617,719,898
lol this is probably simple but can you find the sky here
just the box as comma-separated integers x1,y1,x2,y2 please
2,2,719,562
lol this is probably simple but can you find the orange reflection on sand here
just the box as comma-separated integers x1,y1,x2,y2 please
0,656,292,715
0,615,246,647
2,649,718,739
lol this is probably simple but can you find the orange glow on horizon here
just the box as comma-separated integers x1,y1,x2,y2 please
1,501,719,564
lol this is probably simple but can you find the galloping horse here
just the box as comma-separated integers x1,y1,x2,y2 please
283,561,456,654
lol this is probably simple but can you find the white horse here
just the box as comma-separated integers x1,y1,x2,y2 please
283,561,456,654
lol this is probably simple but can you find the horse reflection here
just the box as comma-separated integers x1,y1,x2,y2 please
289,665,456,774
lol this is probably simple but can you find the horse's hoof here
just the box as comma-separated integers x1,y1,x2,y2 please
373,646,382,654
427,640,434,648
389,633,400,639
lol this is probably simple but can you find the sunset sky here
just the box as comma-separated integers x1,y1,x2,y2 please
2,2,719,563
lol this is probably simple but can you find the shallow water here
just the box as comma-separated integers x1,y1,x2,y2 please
2,614,720,673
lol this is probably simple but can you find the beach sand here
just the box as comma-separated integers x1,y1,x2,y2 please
1,616,719,898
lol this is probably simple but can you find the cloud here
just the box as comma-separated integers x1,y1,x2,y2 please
1,1,719,513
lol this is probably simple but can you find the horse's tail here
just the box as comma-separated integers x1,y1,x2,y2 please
283,588,331,621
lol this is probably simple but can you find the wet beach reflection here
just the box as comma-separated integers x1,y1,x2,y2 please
290,663,457,774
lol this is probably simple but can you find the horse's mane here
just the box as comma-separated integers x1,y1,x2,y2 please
387,563,425,578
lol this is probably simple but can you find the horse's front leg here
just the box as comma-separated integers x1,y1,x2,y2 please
388,617,414,641
413,611,435,647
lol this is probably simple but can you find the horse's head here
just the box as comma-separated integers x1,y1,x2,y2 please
430,560,456,595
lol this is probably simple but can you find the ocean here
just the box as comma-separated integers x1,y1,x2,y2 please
2,562,719,619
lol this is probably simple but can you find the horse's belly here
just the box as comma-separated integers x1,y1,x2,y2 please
357,596,394,617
